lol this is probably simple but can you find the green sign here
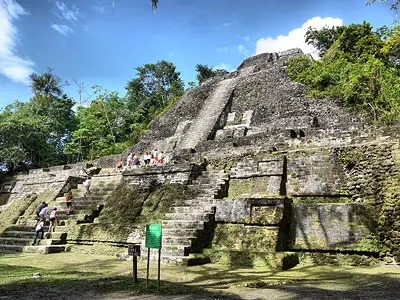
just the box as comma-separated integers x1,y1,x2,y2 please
145,224,162,249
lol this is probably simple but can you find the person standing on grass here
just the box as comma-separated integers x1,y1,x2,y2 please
65,191,73,215
83,177,91,195
48,207,59,232
32,219,45,246
35,202,46,218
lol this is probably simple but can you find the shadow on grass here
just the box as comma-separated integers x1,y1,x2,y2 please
0,263,243,300
1,254,400,300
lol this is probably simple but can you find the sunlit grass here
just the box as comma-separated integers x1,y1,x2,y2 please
0,252,400,299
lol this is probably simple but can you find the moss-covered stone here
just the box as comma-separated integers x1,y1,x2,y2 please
203,248,299,269
352,234,382,253
292,196,353,204
300,252,380,267
0,193,38,233
212,224,279,252
212,224,243,249
66,223,138,242
228,177,280,198
251,206,282,225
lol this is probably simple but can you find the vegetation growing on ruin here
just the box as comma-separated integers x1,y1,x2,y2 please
97,183,197,225
287,22,400,124
0,193,37,233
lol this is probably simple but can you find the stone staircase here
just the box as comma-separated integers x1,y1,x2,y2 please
178,67,254,150
158,171,228,264
0,224,67,254
0,175,121,254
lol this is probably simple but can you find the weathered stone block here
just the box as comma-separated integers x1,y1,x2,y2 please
204,248,299,269
212,223,279,252
215,198,284,225
228,176,281,198
289,203,377,251
242,226,279,251
251,205,283,225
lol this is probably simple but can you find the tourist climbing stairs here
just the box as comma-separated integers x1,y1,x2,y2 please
0,224,67,254
0,174,121,254
159,171,228,264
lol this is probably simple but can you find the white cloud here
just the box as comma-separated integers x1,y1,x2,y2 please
51,24,73,36
0,0,34,84
55,1,80,23
213,63,234,72
255,16,343,58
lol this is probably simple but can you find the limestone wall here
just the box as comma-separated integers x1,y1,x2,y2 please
289,203,377,251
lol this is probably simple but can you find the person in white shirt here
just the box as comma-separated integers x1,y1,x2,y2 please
83,177,91,195
32,220,45,246
38,204,49,222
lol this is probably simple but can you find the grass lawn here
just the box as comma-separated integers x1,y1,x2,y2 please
1,252,400,299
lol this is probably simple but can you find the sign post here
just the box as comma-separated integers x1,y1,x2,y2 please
145,223,162,291
128,244,141,282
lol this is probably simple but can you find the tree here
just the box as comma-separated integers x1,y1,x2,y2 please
305,22,384,61
29,70,65,102
195,64,214,84
126,60,184,121
195,64,229,85
288,22,400,124
65,87,132,161
305,26,344,56
0,70,75,171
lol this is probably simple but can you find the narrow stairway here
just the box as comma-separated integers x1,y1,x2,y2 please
159,171,228,264
178,66,254,150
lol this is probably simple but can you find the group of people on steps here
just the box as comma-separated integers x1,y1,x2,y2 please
117,149,166,169
31,176,91,246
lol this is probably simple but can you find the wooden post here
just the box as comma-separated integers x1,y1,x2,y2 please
157,248,161,292
133,255,138,282
146,248,150,288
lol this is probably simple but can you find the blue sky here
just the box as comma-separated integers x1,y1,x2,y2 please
0,0,394,108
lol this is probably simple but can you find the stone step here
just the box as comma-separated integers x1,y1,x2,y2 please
144,255,191,265
74,186,115,193
164,213,211,222
191,178,211,184
1,231,66,240
162,228,200,236
0,237,63,246
0,244,66,254
19,217,84,227
162,220,204,230
163,236,196,245
56,195,107,202
5,225,44,232
57,203,102,214
175,199,214,206
57,210,95,217
169,206,214,214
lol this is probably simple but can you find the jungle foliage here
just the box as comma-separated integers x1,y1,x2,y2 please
287,22,400,123
0,61,184,171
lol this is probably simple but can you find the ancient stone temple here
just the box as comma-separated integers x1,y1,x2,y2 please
1,48,399,268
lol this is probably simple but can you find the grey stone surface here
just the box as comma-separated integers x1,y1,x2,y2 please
289,203,377,251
